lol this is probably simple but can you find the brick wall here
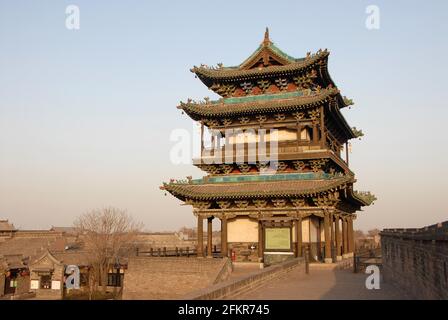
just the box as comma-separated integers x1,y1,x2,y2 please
228,242,259,262
381,222,448,300
122,257,231,299
16,275,30,295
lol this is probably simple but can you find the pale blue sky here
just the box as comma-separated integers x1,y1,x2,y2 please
0,0,447,231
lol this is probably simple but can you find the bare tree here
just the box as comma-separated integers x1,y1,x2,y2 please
74,207,143,296
178,226,196,238
367,228,380,237
353,229,365,240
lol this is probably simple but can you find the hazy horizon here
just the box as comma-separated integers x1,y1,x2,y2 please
1,1,447,232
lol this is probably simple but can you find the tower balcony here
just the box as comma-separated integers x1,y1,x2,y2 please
193,141,350,175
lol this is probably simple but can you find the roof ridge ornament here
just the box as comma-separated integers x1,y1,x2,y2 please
263,27,271,46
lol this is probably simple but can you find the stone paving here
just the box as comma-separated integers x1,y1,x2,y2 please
234,264,410,300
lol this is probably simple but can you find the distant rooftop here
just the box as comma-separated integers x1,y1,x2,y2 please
49,226,77,234
0,219,16,232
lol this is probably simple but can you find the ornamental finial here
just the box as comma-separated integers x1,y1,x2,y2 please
263,27,270,45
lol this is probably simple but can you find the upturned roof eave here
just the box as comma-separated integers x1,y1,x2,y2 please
178,88,340,120
329,104,357,140
161,175,354,201
349,189,376,207
190,51,329,84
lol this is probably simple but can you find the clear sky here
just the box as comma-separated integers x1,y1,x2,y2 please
1,0,447,231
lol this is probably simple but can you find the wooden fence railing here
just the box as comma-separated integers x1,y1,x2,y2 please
136,245,221,257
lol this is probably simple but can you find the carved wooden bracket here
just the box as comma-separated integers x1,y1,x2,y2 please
272,199,287,208
217,200,231,209
253,199,268,208
291,198,306,207
238,163,251,173
235,200,249,209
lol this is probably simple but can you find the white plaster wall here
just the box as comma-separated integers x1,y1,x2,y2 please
310,217,319,242
276,129,295,141
227,216,322,244
227,217,258,243
227,128,310,144
275,128,310,141
301,127,311,140
292,218,310,242
302,217,310,242
320,219,326,241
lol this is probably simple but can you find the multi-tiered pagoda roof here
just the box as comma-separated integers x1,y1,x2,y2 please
162,29,374,215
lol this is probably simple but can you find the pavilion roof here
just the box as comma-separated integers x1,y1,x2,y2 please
179,87,339,118
191,29,331,86
191,52,328,83
179,86,356,141
162,174,357,201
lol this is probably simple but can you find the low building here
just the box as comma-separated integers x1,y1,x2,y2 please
28,250,126,300
0,254,30,297
356,234,380,251
28,251,66,299
0,229,66,298
0,220,16,238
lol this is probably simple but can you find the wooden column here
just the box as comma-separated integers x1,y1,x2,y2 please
345,141,349,166
220,217,228,257
296,122,301,149
348,217,354,254
352,217,356,253
295,215,303,257
216,131,221,149
330,212,335,262
324,212,331,263
207,216,213,257
346,218,351,255
216,131,221,160
342,218,348,256
335,215,342,258
320,105,326,148
200,122,204,159
317,218,322,259
258,221,263,259
312,123,319,144
211,131,215,156
197,215,204,257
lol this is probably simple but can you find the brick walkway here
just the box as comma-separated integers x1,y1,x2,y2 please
234,264,410,300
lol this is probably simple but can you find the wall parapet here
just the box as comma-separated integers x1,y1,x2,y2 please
122,257,231,299
382,221,448,241
381,221,448,300
182,257,305,300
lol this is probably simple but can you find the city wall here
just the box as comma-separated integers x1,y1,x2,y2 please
122,257,232,299
381,221,448,299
